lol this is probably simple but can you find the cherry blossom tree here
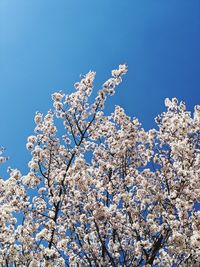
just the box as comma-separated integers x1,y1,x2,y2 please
0,65,199,266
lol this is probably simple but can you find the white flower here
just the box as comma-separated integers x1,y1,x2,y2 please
191,231,200,248
52,92,64,101
26,142,34,150
34,112,42,124
27,135,37,143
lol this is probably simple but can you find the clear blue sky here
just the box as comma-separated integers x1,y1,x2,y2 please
0,0,200,175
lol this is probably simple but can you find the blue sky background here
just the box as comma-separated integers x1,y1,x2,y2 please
0,0,200,176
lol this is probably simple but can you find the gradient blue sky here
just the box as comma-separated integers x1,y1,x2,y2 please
0,0,200,175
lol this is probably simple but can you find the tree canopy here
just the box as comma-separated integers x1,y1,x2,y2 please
0,65,199,266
